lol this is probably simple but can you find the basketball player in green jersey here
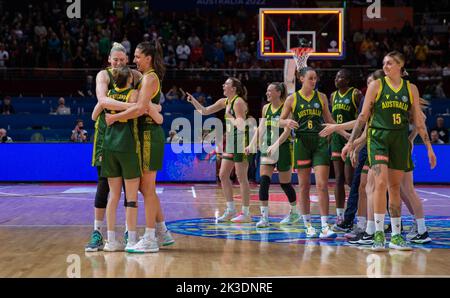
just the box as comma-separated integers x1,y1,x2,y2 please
106,40,173,253
245,82,298,228
86,43,142,252
280,67,342,239
345,51,436,251
100,66,142,252
330,69,362,229
186,77,253,223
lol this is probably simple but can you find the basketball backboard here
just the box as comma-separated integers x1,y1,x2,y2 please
258,8,345,60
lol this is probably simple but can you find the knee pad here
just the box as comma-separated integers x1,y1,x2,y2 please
280,183,297,203
125,201,138,208
94,177,109,209
259,175,271,201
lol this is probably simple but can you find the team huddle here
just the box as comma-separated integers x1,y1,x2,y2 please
85,40,437,253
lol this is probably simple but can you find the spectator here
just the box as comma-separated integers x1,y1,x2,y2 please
430,130,444,144
0,128,13,143
187,29,201,49
432,116,449,143
435,81,446,99
221,29,237,56
71,119,87,142
1,96,15,115
0,43,9,68
414,39,429,63
55,97,71,115
164,51,177,69
165,85,185,102
166,130,182,143
443,62,450,77
121,35,131,58
192,86,206,99
176,39,191,64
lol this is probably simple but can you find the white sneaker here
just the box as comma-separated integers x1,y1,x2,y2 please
320,226,337,239
406,221,418,240
124,240,137,252
305,225,318,238
126,237,159,253
280,212,301,225
157,229,175,246
216,209,237,222
103,240,125,252
230,212,252,223
256,218,270,228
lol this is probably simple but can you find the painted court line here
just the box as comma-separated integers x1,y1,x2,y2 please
416,190,450,199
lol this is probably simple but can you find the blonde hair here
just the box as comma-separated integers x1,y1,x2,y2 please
110,42,126,55
386,51,408,77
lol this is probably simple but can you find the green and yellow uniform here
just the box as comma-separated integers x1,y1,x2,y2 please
137,69,165,171
101,86,142,179
292,90,330,169
367,76,413,170
92,68,116,177
260,103,293,171
223,95,250,163
330,87,358,164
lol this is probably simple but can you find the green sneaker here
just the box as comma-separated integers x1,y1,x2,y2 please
280,212,300,225
389,234,412,251
85,230,104,252
372,231,387,252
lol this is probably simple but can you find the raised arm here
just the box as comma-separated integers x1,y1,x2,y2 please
410,83,436,169
186,92,226,115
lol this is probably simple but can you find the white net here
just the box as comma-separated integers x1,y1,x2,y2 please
290,47,313,71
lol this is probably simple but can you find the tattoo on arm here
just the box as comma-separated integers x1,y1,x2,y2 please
372,164,381,177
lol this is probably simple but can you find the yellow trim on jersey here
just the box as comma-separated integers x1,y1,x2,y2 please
299,90,315,102
375,79,383,102
385,76,404,93
367,128,372,167
292,92,298,112
270,102,283,114
125,90,134,103
91,119,99,166
133,119,142,174
406,80,414,105
331,91,337,103
337,87,353,98
317,92,325,110
114,86,132,93
351,88,358,117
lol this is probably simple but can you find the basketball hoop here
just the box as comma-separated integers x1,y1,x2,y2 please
290,47,314,71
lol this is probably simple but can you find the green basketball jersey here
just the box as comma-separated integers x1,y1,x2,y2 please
225,95,248,137
331,87,358,124
103,87,139,153
369,77,412,130
292,90,324,134
92,68,115,166
264,103,288,146
136,69,162,126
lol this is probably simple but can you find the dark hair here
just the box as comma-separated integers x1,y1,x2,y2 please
370,69,385,80
297,66,315,79
269,82,287,101
337,68,351,81
228,77,247,101
111,66,131,88
136,40,166,81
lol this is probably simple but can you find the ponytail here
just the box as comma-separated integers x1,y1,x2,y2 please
270,82,287,101
228,77,247,101
136,40,166,81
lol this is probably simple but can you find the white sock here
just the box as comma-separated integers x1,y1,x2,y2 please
302,214,311,226
416,218,427,234
128,231,137,243
94,220,103,231
357,216,367,230
107,231,116,242
366,220,375,235
226,201,235,211
321,216,328,228
374,214,385,232
336,208,345,218
125,222,128,232
391,217,401,235
242,206,250,216
260,206,269,220
156,221,167,233
144,228,156,240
